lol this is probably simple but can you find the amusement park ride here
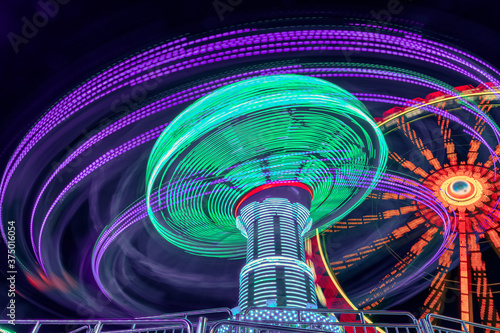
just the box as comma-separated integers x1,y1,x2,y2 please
2,15,500,333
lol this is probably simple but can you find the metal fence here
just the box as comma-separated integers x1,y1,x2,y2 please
1,308,499,333
0,308,231,333
214,307,421,333
0,318,192,333
419,313,500,333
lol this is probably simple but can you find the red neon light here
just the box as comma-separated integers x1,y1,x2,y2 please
233,181,313,217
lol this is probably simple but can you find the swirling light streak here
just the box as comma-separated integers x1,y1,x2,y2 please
34,82,487,272
26,64,500,262
36,125,168,271
353,93,499,163
24,65,500,260
91,169,454,301
349,23,500,88
33,84,484,276
349,24,500,90
29,65,301,260
5,27,500,247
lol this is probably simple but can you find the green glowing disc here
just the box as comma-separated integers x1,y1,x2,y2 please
146,74,387,257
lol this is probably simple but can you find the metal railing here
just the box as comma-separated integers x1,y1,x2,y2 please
210,319,421,333
0,308,232,333
137,308,232,321
421,314,500,333
241,307,419,324
210,320,336,333
0,318,193,333
2,308,500,333
207,307,421,333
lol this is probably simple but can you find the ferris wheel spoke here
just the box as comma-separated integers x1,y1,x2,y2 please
396,117,442,170
467,140,482,165
485,229,500,257
331,204,418,233
420,244,455,318
437,114,458,166
469,215,497,235
478,204,500,227
484,145,500,168
329,212,424,272
469,239,500,331
466,104,493,165
329,236,389,272
389,151,429,178
360,226,440,307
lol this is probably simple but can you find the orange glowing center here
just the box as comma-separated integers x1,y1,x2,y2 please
440,176,482,207
447,179,474,200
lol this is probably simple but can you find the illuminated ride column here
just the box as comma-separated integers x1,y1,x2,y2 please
235,183,316,310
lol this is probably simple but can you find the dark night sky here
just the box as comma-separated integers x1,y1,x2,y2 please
1,0,500,320
1,0,500,167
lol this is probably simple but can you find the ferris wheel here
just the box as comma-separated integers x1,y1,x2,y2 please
313,83,500,329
